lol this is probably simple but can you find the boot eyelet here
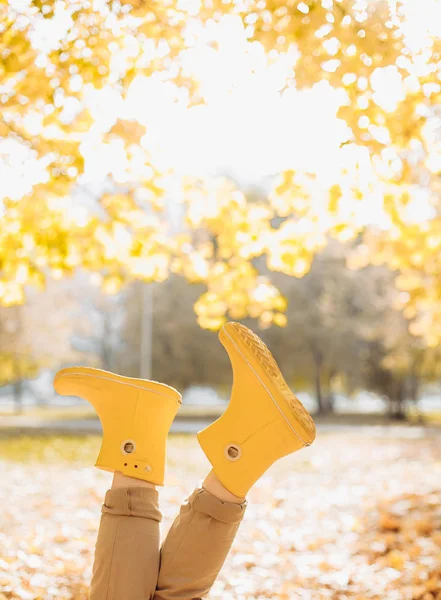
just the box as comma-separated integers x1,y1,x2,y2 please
121,439,137,455
225,444,241,462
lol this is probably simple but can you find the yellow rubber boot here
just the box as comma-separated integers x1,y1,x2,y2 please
53,367,181,485
198,322,316,497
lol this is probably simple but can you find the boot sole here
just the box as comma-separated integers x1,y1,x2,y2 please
54,367,182,405
220,322,316,446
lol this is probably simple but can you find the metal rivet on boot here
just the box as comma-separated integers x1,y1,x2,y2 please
121,439,137,455
145,465,152,473
224,444,241,461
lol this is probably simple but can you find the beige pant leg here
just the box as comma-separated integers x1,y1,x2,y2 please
154,488,246,600
90,487,162,600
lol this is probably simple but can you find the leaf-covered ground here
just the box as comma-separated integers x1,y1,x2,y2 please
1,430,441,600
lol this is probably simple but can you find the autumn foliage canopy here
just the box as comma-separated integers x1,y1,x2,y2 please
1,0,441,340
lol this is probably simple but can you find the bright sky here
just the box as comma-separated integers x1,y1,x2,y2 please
1,2,440,228
0,10,350,205
80,15,348,187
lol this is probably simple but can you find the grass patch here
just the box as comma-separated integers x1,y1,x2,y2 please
0,433,196,465
408,409,441,425
0,404,96,420
0,434,102,464
0,404,225,420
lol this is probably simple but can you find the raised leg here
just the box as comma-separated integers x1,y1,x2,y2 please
90,474,161,600
152,322,316,599
53,368,182,600
154,472,246,600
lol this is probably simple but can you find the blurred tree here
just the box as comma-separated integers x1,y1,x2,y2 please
362,295,441,419
0,279,80,410
262,243,393,412
0,306,39,413
69,277,127,372
117,277,231,393
116,242,440,418
265,241,441,417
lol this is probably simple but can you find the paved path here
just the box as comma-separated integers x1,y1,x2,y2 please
0,416,208,434
1,415,440,437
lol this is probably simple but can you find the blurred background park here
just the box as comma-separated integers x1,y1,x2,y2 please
2,0,441,598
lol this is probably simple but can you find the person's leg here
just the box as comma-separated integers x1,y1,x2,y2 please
53,367,182,600
154,471,246,600
154,322,316,600
90,473,161,600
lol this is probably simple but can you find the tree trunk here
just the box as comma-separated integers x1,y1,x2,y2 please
101,314,113,372
13,378,23,415
408,374,423,423
324,369,336,413
311,349,325,413
315,369,324,413
388,384,407,420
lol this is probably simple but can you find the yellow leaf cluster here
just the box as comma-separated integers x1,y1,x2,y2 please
194,259,287,330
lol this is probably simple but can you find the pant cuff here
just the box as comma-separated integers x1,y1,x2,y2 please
188,488,247,524
102,487,162,521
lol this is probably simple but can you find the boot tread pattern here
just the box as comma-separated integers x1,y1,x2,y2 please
228,322,315,436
